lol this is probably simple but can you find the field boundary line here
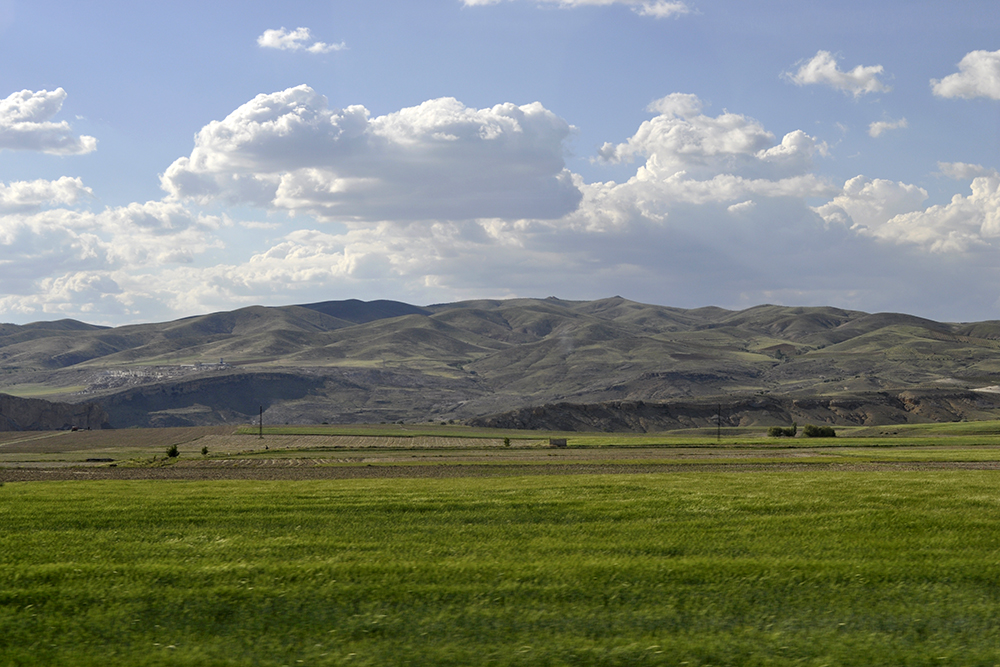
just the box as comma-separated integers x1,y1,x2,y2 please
0,431,71,448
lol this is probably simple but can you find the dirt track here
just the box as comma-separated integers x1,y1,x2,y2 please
4,460,1000,482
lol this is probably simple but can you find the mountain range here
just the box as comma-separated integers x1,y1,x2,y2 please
3,297,1000,429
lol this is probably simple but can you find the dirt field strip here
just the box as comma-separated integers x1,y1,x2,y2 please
193,434,551,451
0,431,71,448
4,459,1000,483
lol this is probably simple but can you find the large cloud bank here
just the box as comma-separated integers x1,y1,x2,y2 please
817,173,1000,253
3,79,1000,324
0,176,224,317
161,86,581,222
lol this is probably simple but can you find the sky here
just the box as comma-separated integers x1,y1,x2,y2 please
1,0,1000,326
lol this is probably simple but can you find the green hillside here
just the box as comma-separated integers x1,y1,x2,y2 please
3,297,1000,428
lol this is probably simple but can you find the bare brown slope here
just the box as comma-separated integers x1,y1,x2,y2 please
469,390,1000,432
0,393,110,431
5,298,1000,429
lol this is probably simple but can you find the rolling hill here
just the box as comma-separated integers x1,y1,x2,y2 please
3,297,1000,429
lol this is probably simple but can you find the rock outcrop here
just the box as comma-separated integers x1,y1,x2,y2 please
0,393,111,431
468,390,1000,432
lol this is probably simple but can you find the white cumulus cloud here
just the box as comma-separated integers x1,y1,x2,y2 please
97,200,226,266
161,85,582,221
257,27,345,54
0,188,223,300
0,177,92,213
596,94,827,181
0,88,97,155
0,208,104,289
814,176,927,232
931,49,1000,100
869,176,1000,252
784,51,890,97
0,271,128,319
815,174,1000,253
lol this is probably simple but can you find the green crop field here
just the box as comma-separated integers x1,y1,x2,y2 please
4,471,1000,666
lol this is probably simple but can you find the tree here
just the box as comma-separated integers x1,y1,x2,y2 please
803,424,836,438
767,422,798,437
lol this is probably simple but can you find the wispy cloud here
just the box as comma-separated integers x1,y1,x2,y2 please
257,27,346,54
868,117,907,138
938,162,998,180
461,0,690,19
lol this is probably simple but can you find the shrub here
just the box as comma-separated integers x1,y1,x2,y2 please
803,424,836,438
201,446,208,456
768,422,798,437
503,437,511,447
166,444,179,458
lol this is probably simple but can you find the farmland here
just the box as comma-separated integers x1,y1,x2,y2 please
3,424,1000,665
7,421,1000,479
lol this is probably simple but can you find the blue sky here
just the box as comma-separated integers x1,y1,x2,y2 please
1,0,999,325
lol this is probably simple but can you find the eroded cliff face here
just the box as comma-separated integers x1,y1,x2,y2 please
468,390,1000,432
0,393,111,431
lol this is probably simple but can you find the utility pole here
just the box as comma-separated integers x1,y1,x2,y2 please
717,403,722,442
259,405,263,439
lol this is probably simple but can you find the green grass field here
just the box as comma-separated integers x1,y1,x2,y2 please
4,471,1000,666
